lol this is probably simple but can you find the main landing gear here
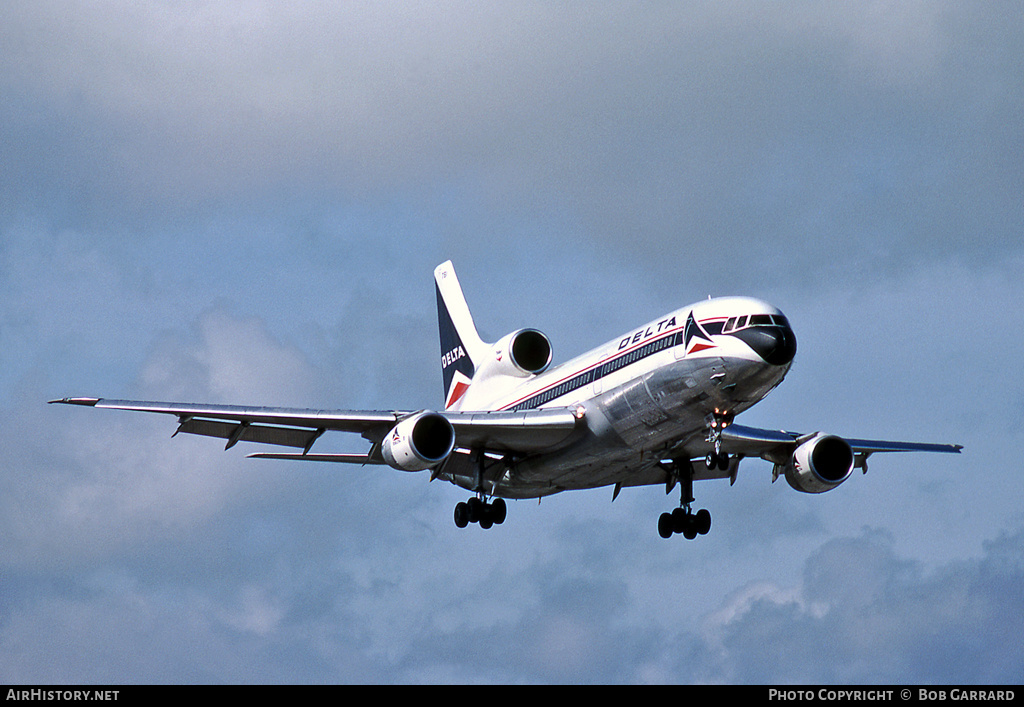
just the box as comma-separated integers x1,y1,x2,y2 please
453,449,507,530
658,412,732,538
658,506,711,540
454,496,506,529
658,458,712,540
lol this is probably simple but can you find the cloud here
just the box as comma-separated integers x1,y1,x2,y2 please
137,309,321,405
695,528,1024,684
1,2,1019,685
0,309,321,572
6,508,1019,684
5,2,1020,282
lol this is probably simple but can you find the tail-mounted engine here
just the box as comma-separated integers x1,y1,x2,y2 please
381,411,456,471
783,433,855,493
508,328,553,375
475,328,553,380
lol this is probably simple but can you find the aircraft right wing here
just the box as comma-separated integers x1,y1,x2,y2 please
719,423,962,489
721,423,963,461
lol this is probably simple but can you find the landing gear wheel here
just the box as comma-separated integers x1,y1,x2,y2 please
454,502,470,529
659,456,713,540
467,497,484,523
694,508,712,535
490,497,507,525
682,520,698,540
706,451,731,471
658,512,674,539
671,507,689,533
658,507,712,540
453,496,507,529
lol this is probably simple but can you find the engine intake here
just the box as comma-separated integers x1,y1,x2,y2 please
381,411,455,471
473,328,553,382
784,433,855,494
507,328,552,375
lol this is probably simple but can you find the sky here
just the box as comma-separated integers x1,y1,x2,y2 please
1,1,1022,685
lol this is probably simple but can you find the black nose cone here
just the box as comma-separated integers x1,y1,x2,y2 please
735,324,797,365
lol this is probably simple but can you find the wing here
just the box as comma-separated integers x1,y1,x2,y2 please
720,422,962,468
48,397,580,463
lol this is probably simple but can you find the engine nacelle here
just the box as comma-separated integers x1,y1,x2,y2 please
478,328,553,379
784,433,855,494
381,411,456,471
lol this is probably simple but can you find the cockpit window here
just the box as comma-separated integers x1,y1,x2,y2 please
723,313,789,333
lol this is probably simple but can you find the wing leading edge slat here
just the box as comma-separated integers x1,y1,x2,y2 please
55,398,401,431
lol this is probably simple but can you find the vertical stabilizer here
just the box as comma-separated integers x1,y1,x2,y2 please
434,261,487,410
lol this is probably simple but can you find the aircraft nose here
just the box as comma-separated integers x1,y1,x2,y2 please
762,323,797,365
736,323,797,366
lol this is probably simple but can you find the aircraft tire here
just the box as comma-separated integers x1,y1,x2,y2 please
671,507,688,533
454,502,470,528
695,509,712,535
455,498,507,529
467,497,484,523
658,513,674,539
682,519,698,540
491,498,507,524
660,508,713,539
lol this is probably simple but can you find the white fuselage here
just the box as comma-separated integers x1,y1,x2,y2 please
438,297,797,499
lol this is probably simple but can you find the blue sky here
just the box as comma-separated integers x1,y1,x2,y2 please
2,2,1022,684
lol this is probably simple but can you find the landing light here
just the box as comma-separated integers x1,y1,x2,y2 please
708,409,733,429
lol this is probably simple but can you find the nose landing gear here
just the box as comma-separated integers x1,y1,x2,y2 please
705,410,734,472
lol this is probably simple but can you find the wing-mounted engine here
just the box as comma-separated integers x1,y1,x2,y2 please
381,411,456,471
475,328,553,380
782,433,855,493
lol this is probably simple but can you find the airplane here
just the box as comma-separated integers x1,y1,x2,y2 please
51,261,962,539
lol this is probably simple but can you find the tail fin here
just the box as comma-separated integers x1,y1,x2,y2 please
434,261,487,410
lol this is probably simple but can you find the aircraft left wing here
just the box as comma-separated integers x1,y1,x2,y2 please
48,397,581,463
